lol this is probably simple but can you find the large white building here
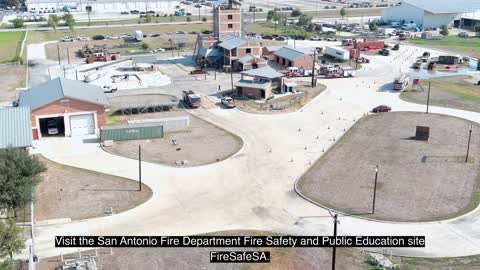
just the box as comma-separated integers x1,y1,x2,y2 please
25,0,178,13
381,0,480,29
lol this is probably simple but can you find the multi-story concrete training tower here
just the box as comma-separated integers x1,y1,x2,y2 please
213,0,242,40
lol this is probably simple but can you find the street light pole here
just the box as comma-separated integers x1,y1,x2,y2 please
372,165,378,214
311,48,317,87
331,213,338,270
426,80,431,114
138,145,142,191
466,124,473,163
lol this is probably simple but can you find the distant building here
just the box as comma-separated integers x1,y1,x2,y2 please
25,0,179,13
235,55,268,71
213,0,242,40
18,78,109,139
381,0,480,29
458,12,480,30
234,67,284,99
273,47,314,70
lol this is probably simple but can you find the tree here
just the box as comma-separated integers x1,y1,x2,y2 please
307,22,316,31
47,14,59,32
145,14,153,23
297,14,312,26
369,21,378,31
440,24,449,36
12,18,23,28
141,43,150,50
340,7,347,18
0,219,25,261
266,10,275,21
291,9,301,17
186,16,191,23
0,0,22,9
63,13,75,34
201,17,207,22
0,259,13,270
0,149,46,213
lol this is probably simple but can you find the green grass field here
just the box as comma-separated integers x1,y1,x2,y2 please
409,35,480,58
0,31,25,62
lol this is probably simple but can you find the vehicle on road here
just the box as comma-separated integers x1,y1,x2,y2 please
103,86,118,93
379,48,390,56
392,44,400,50
183,90,201,108
372,105,391,113
221,97,235,108
393,74,409,91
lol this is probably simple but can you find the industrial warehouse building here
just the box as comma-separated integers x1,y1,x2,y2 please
24,0,179,13
381,0,480,29
18,78,109,139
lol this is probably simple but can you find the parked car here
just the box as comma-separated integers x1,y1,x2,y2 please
372,105,391,113
275,36,287,41
326,37,337,41
77,36,91,41
60,36,75,42
311,36,321,41
458,32,470,38
379,48,390,56
221,97,235,108
130,10,140,14
120,11,129,15
392,44,400,50
47,120,59,135
92,35,105,40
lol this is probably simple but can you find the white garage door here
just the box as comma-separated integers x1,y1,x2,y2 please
70,114,95,136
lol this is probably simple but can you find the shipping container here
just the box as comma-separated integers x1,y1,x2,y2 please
100,122,164,142
324,46,350,61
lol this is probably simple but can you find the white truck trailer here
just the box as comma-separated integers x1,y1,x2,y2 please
135,30,144,41
324,46,350,61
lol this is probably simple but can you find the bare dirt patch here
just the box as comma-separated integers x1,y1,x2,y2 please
298,112,480,222
34,156,152,221
104,109,242,166
0,65,25,102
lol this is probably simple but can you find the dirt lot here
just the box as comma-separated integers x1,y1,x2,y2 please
105,109,242,166
298,112,480,222
234,83,326,114
34,156,152,221
45,33,198,62
401,75,480,113
0,64,25,102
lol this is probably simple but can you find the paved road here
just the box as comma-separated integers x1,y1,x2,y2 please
24,43,480,260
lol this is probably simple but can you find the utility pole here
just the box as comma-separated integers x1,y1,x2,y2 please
67,47,70,64
311,48,317,87
372,165,379,214
466,124,473,163
426,81,431,114
198,7,201,21
331,213,338,270
138,145,142,191
57,44,61,65
230,69,234,92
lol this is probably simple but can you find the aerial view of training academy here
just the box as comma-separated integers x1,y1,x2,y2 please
1,0,480,269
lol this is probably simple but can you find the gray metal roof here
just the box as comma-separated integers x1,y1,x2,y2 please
219,36,247,50
241,67,283,79
0,106,32,149
273,46,305,61
402,0,480,14
234,80,269,90
19,78,109,110
238,54,255,64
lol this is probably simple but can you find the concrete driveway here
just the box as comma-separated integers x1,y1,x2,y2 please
28,44,480,259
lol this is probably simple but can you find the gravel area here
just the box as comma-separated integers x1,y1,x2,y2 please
0,65,25,102
105,110,243,166
34,156,152,221
298,112,480,222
